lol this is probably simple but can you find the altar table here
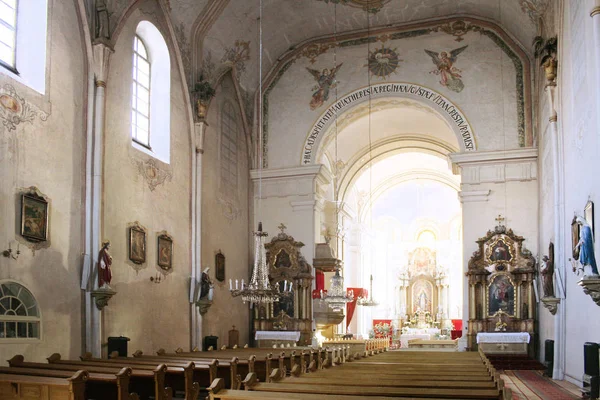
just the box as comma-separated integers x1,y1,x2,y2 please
405,328,441,336
476,332,530,354
255,331,300,348
400,334,430,348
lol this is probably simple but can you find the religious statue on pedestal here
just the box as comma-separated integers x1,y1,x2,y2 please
98,240,113,289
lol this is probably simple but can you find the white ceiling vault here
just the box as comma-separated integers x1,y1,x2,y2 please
97,0,548,86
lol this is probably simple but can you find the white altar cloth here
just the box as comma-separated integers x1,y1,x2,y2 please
400,334,431,348
255,331,301,341
476,332,530,344
405,328,440,336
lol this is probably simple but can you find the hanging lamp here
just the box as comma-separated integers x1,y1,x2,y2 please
320,0,353,312
357,0,379,308
229,0,291,306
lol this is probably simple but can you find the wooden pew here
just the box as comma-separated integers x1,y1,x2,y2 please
0,366,139,400
0,370,88,400
242,372,506,399
9,355,175,400
84,352,224,390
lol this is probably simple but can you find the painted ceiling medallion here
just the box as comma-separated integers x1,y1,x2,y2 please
317,0,391,13
367,45,402,79
134,158,173,191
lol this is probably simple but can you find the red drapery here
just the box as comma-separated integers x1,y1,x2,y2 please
315,271,325,291
346,287,365,330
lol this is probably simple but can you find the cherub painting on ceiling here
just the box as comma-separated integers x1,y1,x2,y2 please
306,63,343,110
424,46,468,93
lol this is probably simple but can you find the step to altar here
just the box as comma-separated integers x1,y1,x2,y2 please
407,339,459,350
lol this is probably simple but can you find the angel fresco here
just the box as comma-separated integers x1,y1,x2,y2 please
306,63,343,110
424,46,468,93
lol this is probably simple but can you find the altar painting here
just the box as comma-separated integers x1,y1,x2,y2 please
486,238,513,263
488,274,515,316
411,279,433,314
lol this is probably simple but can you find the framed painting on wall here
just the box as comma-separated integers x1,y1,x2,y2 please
129,226,146,264
488,274,515,316
21,193,48,242
215,250,225,282
157,234,173,271
585,200,594,240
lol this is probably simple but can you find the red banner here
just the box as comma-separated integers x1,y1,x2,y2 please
345,287,365,330
315,271,325,291
373,319,393,344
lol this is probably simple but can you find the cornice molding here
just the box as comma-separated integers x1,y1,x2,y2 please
251,164,331,182
449,148,538,166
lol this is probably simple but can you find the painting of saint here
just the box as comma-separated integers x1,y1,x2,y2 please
489,275,515,315
424,46,468,92
490,240,511,262
129,226,146,264
21,194,48,242
157,235,173,271
275,250,291,268
306,63,343,110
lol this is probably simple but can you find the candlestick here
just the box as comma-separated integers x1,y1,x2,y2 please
235,279,239,290
229,279,232,290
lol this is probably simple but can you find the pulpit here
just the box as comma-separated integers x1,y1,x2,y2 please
466,220,536,355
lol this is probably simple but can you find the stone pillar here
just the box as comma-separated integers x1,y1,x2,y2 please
86,42,113,357
191,122,207,350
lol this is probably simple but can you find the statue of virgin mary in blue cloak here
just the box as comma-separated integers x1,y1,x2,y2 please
576,216,598,277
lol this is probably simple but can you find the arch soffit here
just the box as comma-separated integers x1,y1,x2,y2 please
337,135,458,204
357,171,460,223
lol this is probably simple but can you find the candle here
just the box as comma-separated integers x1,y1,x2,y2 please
241,279,245,289
283,281,287,291
320,289,323,298
229,279,232,290
289,282,293,291
235,279,239,290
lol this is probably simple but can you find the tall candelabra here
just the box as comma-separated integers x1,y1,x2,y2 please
230,222,291,306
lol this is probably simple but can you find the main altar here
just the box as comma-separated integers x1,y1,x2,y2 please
466,219,536,355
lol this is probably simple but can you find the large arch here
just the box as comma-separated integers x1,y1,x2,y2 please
301,84,476,166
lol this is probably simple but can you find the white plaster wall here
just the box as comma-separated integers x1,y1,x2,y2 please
555,0,600,383
0,0,86,362
267,30,521,169
201,74,251,346
102,3,191,353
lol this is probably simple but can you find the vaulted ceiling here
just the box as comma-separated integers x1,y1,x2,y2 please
98,0,548,85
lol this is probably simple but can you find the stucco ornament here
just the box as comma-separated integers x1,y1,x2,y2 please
0,85,49,131
134,158,173,191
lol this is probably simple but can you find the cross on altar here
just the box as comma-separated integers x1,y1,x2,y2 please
278,223,287,233
495,215,505,225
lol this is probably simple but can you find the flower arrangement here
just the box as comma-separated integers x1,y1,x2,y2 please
373,322,392,337
494,321,507,332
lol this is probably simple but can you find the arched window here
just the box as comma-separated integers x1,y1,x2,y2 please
0,281,40,340
220,101,238,197
132,35,150,147
0,0,18,69
0,0,48,94
131,21,171,163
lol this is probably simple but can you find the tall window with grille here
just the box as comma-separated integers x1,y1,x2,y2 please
0,281,40,340
0,0,18,70
220,101,238,198
132,36,151,147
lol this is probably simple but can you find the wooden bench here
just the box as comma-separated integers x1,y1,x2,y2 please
0,370,88,400
0,366,139,400
9,355,175,400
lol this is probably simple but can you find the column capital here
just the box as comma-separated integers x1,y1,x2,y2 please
591,1,600,17
92,42,114,85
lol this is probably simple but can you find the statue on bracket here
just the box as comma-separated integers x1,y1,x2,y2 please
573,215,598,278
98,240,113,289
540,242,555,298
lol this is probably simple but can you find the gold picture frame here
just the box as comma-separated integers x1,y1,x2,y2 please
21,193,49,242
215,251,225,282
485,237,514,264
129,226,146,264
157,234,173,271
487,273,515,317
585,200,594,240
